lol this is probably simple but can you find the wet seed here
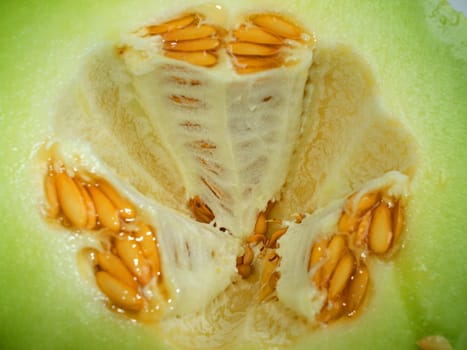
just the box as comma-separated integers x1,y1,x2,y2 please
233,25,283,44
368,202,393,254
115,235,153,286
97,251,137,290
317,300,345,324
88,186,120,232
75,180,97,230
164,51,218,67
254,211,268,236
308,238,328,270
353,192,380,217
55,172,88,228
353,209,372,248
328,253,355,300
246,233,266,245
337,211,359,233
164,38,220,52
242,244,254,265
228,42,279,56
314,234,347,288
44,173,60,218
135,224,161,277
268,227,288,248
345,263,369,316
250,14,302,40
97,180,136,221
237,264,252,278
95,271,144,312
146,14,198,35
163,25,217,41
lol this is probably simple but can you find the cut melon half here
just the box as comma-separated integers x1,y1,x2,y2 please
1,1,465,350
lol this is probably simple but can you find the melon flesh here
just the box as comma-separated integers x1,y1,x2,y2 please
0,1,466,350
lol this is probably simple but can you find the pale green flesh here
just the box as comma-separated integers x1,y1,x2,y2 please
0,1,466,350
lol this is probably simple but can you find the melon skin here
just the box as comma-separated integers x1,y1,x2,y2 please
0,1,466,350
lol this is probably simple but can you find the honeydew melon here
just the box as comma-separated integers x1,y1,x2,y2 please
0,1,466,350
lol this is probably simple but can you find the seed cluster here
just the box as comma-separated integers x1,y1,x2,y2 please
309,189,405,323
144,13,223,67
235,202,292,302
134,12,312,73
228,14,307,74
44,159,165,315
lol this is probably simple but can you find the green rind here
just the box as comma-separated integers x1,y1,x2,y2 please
0,0,466,349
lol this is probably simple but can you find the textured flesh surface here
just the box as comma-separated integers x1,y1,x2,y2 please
0,1,466,350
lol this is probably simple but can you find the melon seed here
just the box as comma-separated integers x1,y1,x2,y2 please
353,191,380,217
55,172,87,228
162,25,217,42
97,180,136,221
88,186,121,232
328,253,355,300
308,238,328,270
345,263,369,316
95,271,144,312
75,180,97,230
254,211,268,236
314,234,347,288
115,235,153,286
146,14,198,35
353,209,372,248
228,42,279,56
188,196,215,223
368,202,393,254
233,25,283,45
164,51,218,67
96,251,138,290
44,173,59,218
268,227,288,248
250,14,303,40
135,223,162,277
164,38,220,52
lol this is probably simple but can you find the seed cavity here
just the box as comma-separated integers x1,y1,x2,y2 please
44,160,137,232
308,187,406,323
43,157,167,316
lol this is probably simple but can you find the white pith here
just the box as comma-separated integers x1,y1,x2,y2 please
121,23,313,237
